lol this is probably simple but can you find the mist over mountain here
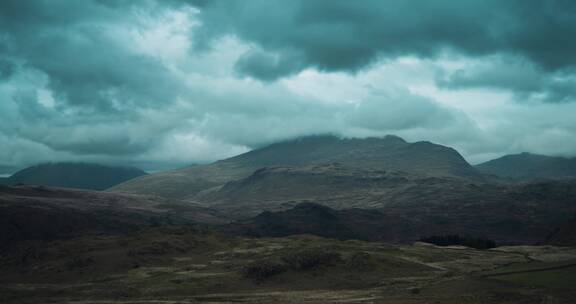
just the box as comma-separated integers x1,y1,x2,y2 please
5,162,147,191
111,135,482,199
476,153,576,181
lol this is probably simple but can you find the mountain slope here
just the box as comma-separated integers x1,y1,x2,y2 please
546,216,576,246
476,153,576,181
6,162,147,190
198,163,496,216
218,171,576,244
111,135,482,199
202,164,576,243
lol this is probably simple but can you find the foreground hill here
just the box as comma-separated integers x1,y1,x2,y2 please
2,229,575,303
476,152,576,181
0,185,224,249
5,162,147,190
111,135,482,199
204,164,576,244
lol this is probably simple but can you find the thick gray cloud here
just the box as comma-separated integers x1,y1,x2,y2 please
1,0,576,175
185,0,576,80
0,0,185,161
0,0,183,113
437,57,576,103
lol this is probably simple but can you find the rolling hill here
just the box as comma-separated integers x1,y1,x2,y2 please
5,162,147,190
476,152,576,181
0,185,225,249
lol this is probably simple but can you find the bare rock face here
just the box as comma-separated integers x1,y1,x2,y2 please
110,135,482,200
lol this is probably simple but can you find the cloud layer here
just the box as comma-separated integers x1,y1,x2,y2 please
187,0,576,79
1,0,576,174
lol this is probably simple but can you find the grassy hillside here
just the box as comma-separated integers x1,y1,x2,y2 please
1,229,575,303
0,185,225,249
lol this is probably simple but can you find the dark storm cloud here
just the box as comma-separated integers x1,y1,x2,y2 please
0,0,186,158
234,48,307,81
2,0,576,174
185,0,576,81
0,59,15,81
437,58,576,103
0,0,183,113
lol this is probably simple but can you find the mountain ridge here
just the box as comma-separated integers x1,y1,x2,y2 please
110,135,483,199
476,152,576,181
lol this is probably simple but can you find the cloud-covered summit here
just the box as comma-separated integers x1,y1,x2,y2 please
1,0,575,174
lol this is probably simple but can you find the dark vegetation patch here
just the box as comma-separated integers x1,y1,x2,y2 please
240,260,287,282
281,248,342,271
239,247,342,282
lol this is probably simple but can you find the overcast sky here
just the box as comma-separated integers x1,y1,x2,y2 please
1,0,576,174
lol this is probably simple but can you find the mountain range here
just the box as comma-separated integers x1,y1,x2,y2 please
107,135,576,244
110,135,483,200
3,135,576,247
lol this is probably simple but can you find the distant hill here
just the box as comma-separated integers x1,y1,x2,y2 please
476,153,576,181
111,135,482,199
5,162,147,190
